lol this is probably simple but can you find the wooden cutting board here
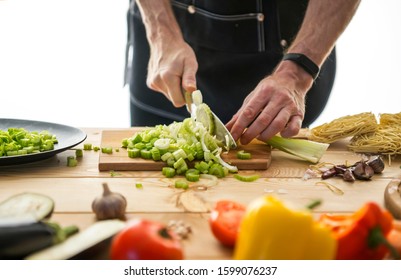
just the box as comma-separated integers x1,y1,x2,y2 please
98,129,271,171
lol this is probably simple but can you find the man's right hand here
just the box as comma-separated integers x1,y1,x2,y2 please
137,0,198,108
147,38,198,107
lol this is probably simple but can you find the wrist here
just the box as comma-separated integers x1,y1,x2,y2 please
282,53,320,80
274,60,314,93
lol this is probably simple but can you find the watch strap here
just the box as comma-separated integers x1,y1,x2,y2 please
282,53,320,80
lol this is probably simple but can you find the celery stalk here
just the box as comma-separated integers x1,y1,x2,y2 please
266,135,329,163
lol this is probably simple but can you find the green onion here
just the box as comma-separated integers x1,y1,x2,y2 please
93,146,100,151
266,135,329,163
135,183,143,189
233,173,260,182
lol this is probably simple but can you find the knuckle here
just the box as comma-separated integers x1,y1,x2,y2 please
242,107,257,120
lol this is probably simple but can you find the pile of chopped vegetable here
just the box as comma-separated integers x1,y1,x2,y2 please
122,118,238,181
0,128,58,157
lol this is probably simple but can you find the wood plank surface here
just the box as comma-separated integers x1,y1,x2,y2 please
98,129,272,171
1,127,401,260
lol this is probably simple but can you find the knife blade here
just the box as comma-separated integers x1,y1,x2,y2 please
184,90,237,149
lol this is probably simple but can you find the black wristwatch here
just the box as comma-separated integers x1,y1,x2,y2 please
282,53,320,80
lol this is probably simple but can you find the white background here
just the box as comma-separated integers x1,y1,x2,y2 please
0,0,400,128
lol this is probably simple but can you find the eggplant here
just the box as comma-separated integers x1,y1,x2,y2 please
0,222,55,259
0,193,78,260
0,221,79,260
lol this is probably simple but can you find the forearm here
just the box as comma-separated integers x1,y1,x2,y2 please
136,0,183,44
288,0,361,66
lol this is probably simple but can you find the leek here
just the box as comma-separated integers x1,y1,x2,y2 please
266,135,329,163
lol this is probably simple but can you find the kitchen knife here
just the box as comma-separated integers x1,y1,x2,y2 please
184,90,237,149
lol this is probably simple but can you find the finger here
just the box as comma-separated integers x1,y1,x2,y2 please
164,75,185,107
182,59,198,93
238,102,282,145
229,95,265,141
280,115,303,138
256,109,292,143
226,111,240,131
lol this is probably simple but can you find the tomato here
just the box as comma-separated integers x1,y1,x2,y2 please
209,200,246,247
110,219,184,260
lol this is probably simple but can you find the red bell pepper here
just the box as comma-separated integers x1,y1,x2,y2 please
319,202,400,260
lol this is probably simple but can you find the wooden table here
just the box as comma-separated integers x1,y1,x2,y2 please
0,128,400,259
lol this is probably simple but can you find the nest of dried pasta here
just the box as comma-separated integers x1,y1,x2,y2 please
348,112,401,155
309,112,378,143
309,112,401,156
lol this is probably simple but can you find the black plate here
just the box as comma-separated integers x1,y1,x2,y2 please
0,118,87,166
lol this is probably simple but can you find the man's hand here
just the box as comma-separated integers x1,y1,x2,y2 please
147,38,198,107
137,0,198,107
227,61,312,145
227,0,361,144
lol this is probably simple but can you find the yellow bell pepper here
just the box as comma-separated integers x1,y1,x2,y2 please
234,196,336,260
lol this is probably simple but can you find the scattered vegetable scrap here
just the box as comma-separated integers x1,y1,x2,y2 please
92,183,127,221
83,143,92,150
233,173,260,182
236,150,251,160
67,156,78,167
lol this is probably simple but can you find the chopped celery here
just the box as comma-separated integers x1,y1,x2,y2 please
67,156,77,167
83,143,93,150
162,167,176,178
101,147,113,154
233,173,260,182
0,128,58,157
140,149,152,159
75,149,83,158
127,148,140,158
175,180,189,190
185,168,200,182
122,114,239,179
236,150,251,160
266,135,329,163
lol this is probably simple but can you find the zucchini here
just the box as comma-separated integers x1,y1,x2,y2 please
0,192,55,222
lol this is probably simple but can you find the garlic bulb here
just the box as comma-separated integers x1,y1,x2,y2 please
92,183,127,220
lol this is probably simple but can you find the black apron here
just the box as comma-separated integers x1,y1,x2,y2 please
125,0,336,127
